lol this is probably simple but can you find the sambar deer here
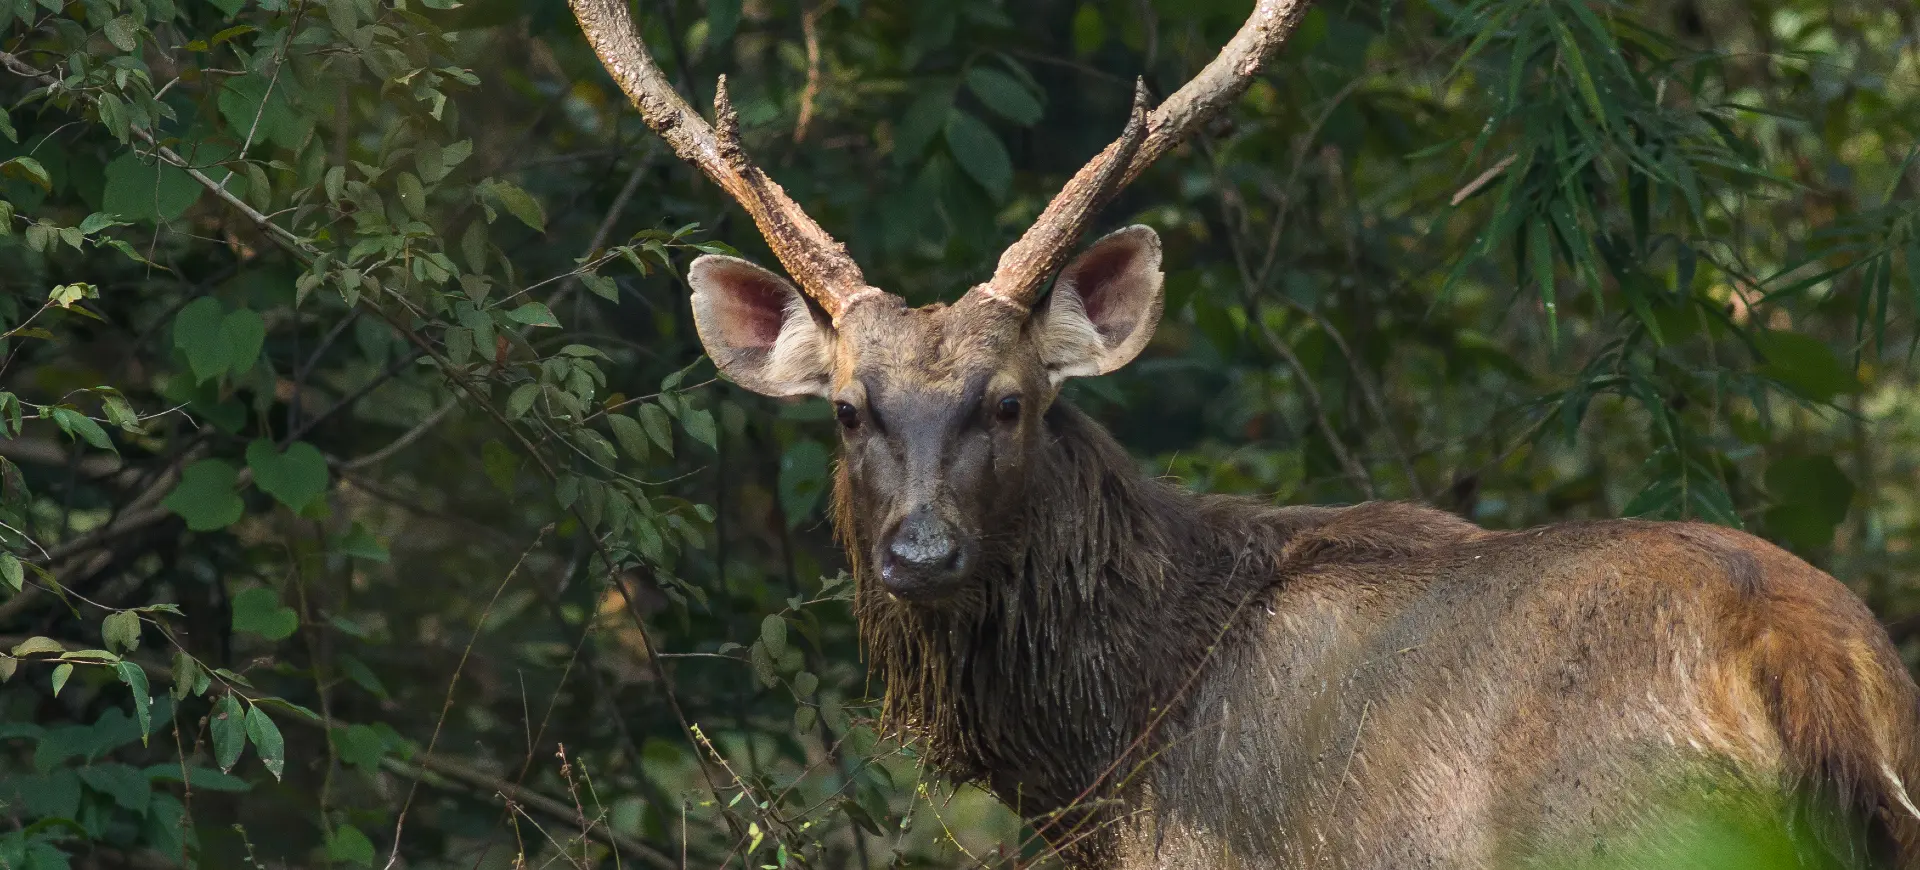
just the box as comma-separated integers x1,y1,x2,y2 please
569,0,1920,866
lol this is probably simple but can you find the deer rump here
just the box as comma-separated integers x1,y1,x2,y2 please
566,0,1920,866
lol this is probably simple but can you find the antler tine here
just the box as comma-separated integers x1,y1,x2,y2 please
972,0,1315,312
976,79,1152,310
570,0,890,321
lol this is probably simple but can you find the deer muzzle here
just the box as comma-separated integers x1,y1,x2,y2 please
880,505,970,602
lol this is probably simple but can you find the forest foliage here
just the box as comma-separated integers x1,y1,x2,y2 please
0,0,1915,865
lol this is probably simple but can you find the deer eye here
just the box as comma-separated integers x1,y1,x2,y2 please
995,395,1022,422
834,401,861,431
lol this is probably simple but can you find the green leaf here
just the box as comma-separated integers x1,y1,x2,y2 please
506,383,539,419
965,67,1042,126
102,14,139,51
682,408,717,452
173,297,230,383
50,662,72,696
245,705,284,779
161,459,244,531
330,723,386,771
103,151,202,223
778,439,830,523
750,639,778,687
444,325,474,366
0,552,20,592
1529,217,1558,347
944,110,1012,199
102,393,139,431
335,522,389,562
338,654,388,698
230,586,298,641
102,611,141,654
609,413,651,462
481,438,519,492
246,439,329,513
219,308,266,377
638,404,674,456
49,407,113,452
1,156,50,191
481,179,546,232
255,696,320,720
395,171,427,220
205,0,247,16
48,282,96,309
211,694,247,772
507,302,559,327
792,670,818,696
760,614,787,660
580,273,619,302
170,651,201,701
217,72,311,151
78,212,123,234
327,823,376,867
577,429,618,465
78,762,150,812
894,84,955,165
12,636,64,656
1765,455,1855,551
243,162,272,212
115,661,151,741
1071,3,1105,55
1554,23,1608,129
1754,330,1859,402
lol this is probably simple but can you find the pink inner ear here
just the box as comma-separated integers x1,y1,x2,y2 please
1070,245,1129,326
714,267,793,350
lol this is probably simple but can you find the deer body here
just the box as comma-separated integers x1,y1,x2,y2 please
853,399,1920,868
567,0,1920,864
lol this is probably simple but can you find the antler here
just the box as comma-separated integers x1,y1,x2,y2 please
971,0,1316,312
570,0,892,321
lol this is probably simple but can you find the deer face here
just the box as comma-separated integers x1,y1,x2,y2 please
689,226,1164,602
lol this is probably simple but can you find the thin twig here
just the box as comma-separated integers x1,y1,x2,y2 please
386,526,551,868
337,399,459,472
793,1,828,143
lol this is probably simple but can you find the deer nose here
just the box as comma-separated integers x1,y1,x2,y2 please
888,510,957,567
881,508,966,600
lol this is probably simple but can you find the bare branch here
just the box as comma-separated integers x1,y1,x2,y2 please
794,1,829,143
336,399,460,472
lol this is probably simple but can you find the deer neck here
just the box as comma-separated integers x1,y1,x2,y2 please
846,401,1325,822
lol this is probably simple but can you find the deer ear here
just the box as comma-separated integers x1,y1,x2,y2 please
1035,225,1164,384
689,255,834,398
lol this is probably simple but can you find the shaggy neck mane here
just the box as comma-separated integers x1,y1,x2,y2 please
835,401,1343,825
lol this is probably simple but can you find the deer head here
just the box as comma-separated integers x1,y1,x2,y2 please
571,0,1312,602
